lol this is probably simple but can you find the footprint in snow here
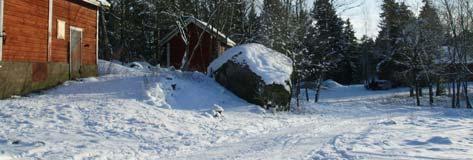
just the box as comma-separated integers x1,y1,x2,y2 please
405,136,453,146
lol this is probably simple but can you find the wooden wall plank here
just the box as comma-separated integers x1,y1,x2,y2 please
2,0,49,62
51,0,97,65
2,0,98,65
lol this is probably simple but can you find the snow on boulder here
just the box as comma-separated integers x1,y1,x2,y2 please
208,43,293,111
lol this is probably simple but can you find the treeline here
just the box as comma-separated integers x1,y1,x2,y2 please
374,0,473,108
101,0,367,85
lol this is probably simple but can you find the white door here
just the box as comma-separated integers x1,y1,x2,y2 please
69,27,83,79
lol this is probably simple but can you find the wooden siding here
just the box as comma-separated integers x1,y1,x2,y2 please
1,0,97,65
2,0,49,62
168,23,230,72
51,0,97,65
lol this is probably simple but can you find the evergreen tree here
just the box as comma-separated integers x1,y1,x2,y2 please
229,0,249,44
343,19,360,83
304,0,344,102
376,0,414,82
419,0,443,57
359,36,376,83
418,0,445,105
255,0,288,52
245,0,259,43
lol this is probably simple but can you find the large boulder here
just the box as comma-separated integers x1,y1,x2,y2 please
208,43,293,111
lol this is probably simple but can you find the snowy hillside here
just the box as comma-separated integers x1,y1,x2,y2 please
0,62,472,159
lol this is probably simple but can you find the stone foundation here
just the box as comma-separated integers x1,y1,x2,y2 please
0,61,97,99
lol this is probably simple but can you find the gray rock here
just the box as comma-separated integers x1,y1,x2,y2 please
211,61,291,111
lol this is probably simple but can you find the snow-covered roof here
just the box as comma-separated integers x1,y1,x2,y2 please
82,0,111,7
208,43,293,91
160,17,236,47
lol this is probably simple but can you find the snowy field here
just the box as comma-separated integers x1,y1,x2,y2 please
0,61,472,160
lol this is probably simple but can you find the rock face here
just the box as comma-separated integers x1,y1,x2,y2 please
208,44,292,111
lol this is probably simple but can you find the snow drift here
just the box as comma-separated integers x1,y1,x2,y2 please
98,60,145,76
322,79,345,89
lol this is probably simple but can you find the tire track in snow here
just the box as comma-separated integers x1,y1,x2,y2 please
168,116,375,160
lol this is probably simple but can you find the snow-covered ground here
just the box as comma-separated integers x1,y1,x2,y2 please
0,62,472,160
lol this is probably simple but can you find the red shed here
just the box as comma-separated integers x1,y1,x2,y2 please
0,0,109,98
160,17,236,72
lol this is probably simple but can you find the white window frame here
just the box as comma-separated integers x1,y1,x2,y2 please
57,20,66,40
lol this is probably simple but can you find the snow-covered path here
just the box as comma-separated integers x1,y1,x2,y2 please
0,64,472,159
175,115,372,160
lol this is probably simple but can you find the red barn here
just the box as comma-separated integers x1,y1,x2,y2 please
0,0,109,99
160,17,236,72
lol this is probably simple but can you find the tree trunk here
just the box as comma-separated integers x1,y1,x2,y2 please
464,81,472,108
410,87,414,97
99,6,113,61
456,80,461,108
452,81,456,108
180,46,191,70
415,82,421,106
448,81,452,96
429,84,434,106
435,82,442,96
315,77,322,103
305,87,309,102
419,87,423,97
296,78,301,111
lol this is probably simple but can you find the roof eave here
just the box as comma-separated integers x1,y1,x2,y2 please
160,17,236,47
83,0,111,8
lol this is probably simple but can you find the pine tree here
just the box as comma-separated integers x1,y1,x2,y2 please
245,0,259,43
304,0,344,102
359,36,376,83
343,19,360,84
418,0,445,105
255,0,288,52
376,0,414,82
229,0,249,44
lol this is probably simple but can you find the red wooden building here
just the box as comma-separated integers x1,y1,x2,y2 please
0,0,109,98
160,17,236,72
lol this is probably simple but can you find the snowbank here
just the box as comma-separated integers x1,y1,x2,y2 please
208,43,293,90
322,79,345,89
151,71,248,110
98,60,145,76
125,61,154,71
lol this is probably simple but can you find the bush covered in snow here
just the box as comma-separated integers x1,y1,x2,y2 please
208,43,293,111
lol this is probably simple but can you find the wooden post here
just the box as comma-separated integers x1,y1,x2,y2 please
47,0,53,62
0,0,4,62
96,9,100,64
